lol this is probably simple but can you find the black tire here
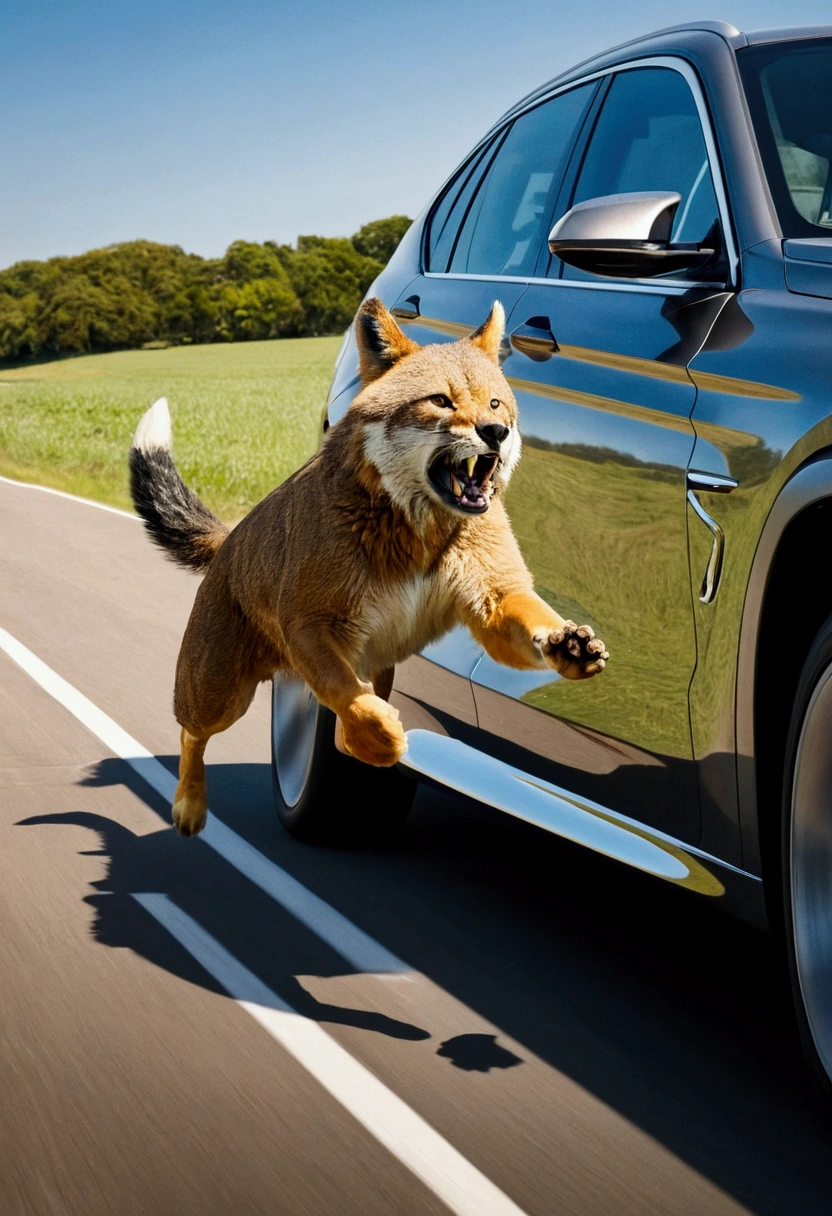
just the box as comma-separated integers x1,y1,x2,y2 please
270,673,416,844
782,611,832,1103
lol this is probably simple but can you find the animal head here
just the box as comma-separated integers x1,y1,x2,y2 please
350,298,521,524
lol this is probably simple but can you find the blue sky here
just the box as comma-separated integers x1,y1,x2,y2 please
2,1,830,268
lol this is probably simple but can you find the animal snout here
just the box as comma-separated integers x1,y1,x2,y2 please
476,423,510,451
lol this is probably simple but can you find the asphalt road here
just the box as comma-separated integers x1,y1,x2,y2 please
2,474,832,1216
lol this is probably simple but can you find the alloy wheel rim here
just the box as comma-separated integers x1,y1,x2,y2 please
791,664,832,1082
272,675,319,808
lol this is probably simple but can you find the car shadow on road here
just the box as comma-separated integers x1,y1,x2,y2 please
19,751,832,1215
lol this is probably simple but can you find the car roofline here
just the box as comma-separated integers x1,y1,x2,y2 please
742,25,832,46
494,21,746,124
493,21,832,134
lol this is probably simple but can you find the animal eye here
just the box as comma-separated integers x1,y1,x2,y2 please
490,398,501,410
430,393,453,409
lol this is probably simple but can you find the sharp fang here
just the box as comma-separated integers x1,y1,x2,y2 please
466,456,476,478
451,475,463,497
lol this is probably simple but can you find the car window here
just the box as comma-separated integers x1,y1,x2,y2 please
426,139,500,272
446,83,595,277
561,67,719,279
738,39,832,236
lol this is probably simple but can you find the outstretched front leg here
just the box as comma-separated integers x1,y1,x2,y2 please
465,589,609,680
285,625,406,767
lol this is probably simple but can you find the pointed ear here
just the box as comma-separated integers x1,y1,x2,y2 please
355,298,420,384
468,301,505,363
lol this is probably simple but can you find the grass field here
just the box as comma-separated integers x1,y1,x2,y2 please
0,337,342,518
1,337,705,758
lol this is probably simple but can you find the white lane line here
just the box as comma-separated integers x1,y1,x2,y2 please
0,625,407,974
133,894,528,1216
0,474,138,519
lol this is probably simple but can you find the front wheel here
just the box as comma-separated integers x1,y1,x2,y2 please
783,613,832,1102
270,674,416,844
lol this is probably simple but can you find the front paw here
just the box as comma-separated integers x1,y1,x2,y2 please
539,621,609,680
340,694,407,766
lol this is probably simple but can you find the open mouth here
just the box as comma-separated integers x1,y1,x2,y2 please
428,452,499,513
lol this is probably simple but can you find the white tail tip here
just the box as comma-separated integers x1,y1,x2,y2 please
133,397,172,452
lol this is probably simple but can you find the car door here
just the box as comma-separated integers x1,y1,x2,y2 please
470,62,734,845
386,83,600,686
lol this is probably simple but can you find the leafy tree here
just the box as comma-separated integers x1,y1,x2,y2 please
221,239,287,283
0,215,411,362
163,283,220,345
215,278,303,342
36,274,156,354
211,241,303,340
0,290,41,360
282,236,382,335
351,215,412,264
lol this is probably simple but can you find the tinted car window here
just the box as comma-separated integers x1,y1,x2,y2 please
562,67,719,277
426,140,499,272
447,83,595,277
738,39,832,235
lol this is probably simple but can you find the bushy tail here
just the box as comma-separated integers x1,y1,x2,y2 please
129,398,229,572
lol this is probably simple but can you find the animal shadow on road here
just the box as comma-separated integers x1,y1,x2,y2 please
19,756,430,1044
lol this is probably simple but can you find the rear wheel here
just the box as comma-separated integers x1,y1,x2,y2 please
783,612,832,1102
271,673,416,844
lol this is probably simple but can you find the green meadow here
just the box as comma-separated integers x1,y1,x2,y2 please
0,337,342,518
1,338,704,757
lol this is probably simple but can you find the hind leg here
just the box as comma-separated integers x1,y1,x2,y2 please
172,584,269,835
172,671,260,836
173,728,209,837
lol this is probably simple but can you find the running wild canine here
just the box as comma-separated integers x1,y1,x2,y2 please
129,298,608,836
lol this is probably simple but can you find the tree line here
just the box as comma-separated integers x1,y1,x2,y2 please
0,216,412,363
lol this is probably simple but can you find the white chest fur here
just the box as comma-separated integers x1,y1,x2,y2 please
357,573,456,677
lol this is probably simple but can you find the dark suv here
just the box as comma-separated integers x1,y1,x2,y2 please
272,22,832,1099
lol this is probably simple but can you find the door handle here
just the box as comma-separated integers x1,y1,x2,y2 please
509,316,558,361
391,295,420,321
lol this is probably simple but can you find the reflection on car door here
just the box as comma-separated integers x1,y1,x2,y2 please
388,84,598,700
470,64,731,845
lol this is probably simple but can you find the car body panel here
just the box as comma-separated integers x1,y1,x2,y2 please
473,276,702,843
316,23,832,935
688,257,832,873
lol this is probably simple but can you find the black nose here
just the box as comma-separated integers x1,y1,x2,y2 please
476,423,509,451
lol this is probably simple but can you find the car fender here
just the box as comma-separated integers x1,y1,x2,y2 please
737,450,832,875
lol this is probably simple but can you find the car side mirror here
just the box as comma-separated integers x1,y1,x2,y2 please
548,191,716,278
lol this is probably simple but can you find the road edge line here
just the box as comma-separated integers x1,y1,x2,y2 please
0,624,408,974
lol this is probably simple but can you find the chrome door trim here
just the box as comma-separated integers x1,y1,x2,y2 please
687,470,738,603
422,271,721,293
687,489,726,603
398,728,765,920
687,470,740,493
